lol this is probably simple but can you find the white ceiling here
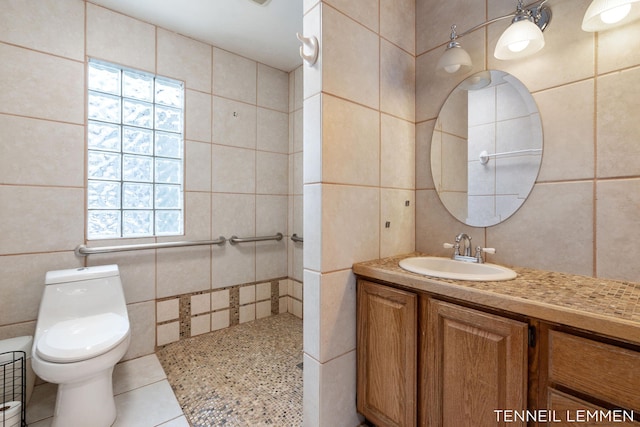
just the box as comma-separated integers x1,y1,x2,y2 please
89,0,303,72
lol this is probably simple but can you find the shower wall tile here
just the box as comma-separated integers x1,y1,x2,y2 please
211,245,256,289
322,95,380,187
380,0,415,54
212,47,257,103
87,247,157,304
303,184,322,272
157,321,180,347
294,66,304,111
212,97,257,149
185,89,212,143
256,300,271,319
0,252,81,325
211,289,230,311
191,314,211,336
211,310,230,331
125,301,156,360
184,192,211,240
0,0,84,60
256,195,288,236
597,67,640,178
185,141,212,192
211,193,256,238
240,285,256,305
0,186,84,255
381,114,415,189
157,299,179,323
0,43,84,124
257,108,289,153
157,29,212,93
211,145,256,193
191,293,211,315
257,64,289,113
156,246,212,298
0,115,84,187
86,3,156,73
257,152,289,194
322,5,379,109
293,109,304,153
256,241,288,282
239,304,256,323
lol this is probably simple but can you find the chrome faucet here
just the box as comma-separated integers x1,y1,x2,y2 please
455,233,472,257
443,233,496,263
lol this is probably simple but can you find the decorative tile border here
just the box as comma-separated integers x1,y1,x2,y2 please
156,277,303,349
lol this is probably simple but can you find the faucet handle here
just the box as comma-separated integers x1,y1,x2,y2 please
443,243,455,249
474,246,496,263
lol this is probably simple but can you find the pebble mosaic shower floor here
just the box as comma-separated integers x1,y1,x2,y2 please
157,313,303,426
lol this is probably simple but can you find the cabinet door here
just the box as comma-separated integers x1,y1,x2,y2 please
423,298,528,427
357,279,417,427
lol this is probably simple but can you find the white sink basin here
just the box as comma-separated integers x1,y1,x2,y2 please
399,257,517,281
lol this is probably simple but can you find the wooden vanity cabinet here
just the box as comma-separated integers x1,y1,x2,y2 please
422,298,528,427
538,327,640,426
357,280,417,427
356,278,528,427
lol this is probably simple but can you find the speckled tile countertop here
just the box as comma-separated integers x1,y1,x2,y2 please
353,253,640,346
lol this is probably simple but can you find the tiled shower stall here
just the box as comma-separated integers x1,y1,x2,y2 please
0,1,303,357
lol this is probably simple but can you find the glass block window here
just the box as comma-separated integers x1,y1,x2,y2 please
87,59,184,239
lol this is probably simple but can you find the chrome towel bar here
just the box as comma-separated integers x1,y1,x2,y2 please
229,233,283,245
291,234,304,243
75,236,227,256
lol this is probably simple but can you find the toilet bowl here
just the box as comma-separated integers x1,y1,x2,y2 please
31,265,130,427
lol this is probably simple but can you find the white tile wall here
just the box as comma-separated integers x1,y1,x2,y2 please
0,1,301,355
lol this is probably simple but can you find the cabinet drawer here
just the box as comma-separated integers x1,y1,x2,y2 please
549,331,640,411
548,389,640,426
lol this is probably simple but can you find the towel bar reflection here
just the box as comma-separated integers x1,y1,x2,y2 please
75,237,227,256
479,148,542,165
291,234,304,243
229,233,283,245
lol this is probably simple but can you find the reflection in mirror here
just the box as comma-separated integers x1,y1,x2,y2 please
431,70,543,227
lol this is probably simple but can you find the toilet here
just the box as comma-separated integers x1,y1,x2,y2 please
31,265,130,427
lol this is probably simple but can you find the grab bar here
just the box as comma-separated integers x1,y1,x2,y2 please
75,236,227,256
229,233,283,245
291,234,304,243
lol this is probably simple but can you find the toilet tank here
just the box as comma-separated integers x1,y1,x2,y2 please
40,265,128,321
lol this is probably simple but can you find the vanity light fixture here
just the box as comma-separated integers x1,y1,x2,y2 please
582,0,640,31
436,0,552,74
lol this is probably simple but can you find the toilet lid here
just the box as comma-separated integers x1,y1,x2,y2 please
36,312,129,363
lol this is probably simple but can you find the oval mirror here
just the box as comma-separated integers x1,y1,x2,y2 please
431,70,543,227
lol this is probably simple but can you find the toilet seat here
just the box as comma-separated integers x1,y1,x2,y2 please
36,312,129,363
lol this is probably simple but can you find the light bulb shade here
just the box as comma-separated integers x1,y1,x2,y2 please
494,19,545,60
436,45,472,74
582,0,640,31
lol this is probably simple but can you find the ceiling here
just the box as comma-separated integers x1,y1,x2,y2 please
88,0,303,72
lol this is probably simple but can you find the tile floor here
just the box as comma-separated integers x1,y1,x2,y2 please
26,354,188,427
25,313,303,427
157,313,303,427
